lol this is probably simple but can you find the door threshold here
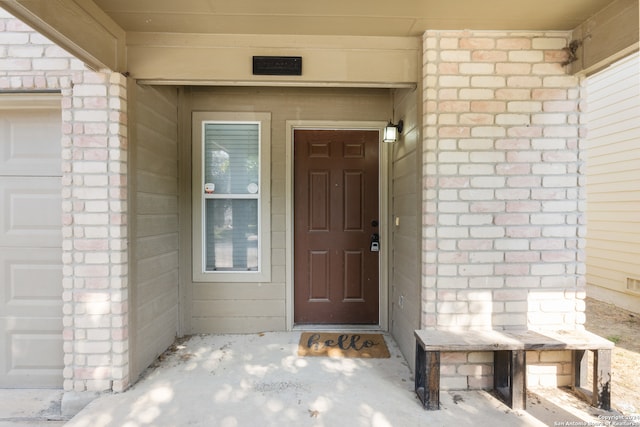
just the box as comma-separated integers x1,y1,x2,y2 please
292,324,384,332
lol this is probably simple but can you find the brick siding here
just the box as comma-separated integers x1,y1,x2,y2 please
423,30,586,389
61,70,129,393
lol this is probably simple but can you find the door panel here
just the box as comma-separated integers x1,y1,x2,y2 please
0,109,62,176
0,317,63,387
0,105,62,387
294,129,379,324
0,248,63,317
0,177,62,248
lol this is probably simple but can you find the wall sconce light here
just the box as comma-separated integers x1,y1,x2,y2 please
383,120,403,143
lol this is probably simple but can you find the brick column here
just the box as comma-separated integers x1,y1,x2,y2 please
422,30,587,389
422,30,586,332
61,70,129,393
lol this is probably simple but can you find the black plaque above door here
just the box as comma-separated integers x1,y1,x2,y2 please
252,56,302,76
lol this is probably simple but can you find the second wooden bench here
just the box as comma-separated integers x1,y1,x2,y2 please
414,328,614,411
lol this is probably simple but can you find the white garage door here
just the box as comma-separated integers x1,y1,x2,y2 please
0,94,63,388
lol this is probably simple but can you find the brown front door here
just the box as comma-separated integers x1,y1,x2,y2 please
294,129,380,324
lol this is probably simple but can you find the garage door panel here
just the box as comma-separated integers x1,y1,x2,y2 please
0,109,61,177
0,101,63,388
0,248,62,317
0,318,63,388
0,177,61,248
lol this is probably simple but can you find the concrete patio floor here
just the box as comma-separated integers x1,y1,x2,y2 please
0,331,624,426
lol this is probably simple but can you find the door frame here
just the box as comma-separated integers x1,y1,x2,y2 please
285,120,389,330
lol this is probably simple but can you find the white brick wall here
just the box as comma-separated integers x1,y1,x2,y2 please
0,9,83,89
423,30,586,389
61,71,129,393
0,10,130,393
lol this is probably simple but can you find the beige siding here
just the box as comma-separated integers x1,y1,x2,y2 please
586,52,640,313
130,84,180,380
570,0,639,76
389,87,422,370
128,33,420,87
183,87,390,333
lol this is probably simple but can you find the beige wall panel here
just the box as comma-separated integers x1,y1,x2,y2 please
571,0,639,75
394,151,419,178
136,170,178,197
136,139,179,173
590,210,640,224
136,271,178,304
389,87,421,371
588,248,638,272
191,317,285,334
393,174,418,196
130,84,180,381
136,307,179,363
185,87,391,333
393,194,419,217
137,290,179,327
127,33,419,86
135,214,178,238
393,235,421,273
389,280,420,375
589,211,640,230
192,283,285,301
135,234,178,260
136,193,179,215
137,123,179,151
136,252,179,282
589,159,637,180
137,131,178,155
136,141,177,167
586,52,640,313
589,192,640,203
589,265,635,293
193,300,285,318
587,136,638,156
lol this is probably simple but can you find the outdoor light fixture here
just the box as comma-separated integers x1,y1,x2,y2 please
383,120,403,143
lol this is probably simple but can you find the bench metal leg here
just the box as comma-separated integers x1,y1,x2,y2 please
494,350,526,410
414,342,440,410
425,350,440,410
572,350,589,390
572,349,612,410
594,349,611,410
511,350,526,410
415,342,426,407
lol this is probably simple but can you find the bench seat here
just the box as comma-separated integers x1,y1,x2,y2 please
414,329,614,411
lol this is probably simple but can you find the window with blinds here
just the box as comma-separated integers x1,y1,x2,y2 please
192,112,271,282
203,123,260,271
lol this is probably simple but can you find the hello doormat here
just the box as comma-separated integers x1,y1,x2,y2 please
298,332,391,358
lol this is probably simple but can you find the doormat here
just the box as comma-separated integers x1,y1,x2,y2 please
298,332,390,358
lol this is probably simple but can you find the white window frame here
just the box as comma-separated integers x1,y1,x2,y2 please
192,111,271,282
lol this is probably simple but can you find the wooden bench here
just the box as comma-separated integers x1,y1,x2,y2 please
414,329,614,411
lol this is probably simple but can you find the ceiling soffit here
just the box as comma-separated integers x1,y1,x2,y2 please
93,0,618,37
